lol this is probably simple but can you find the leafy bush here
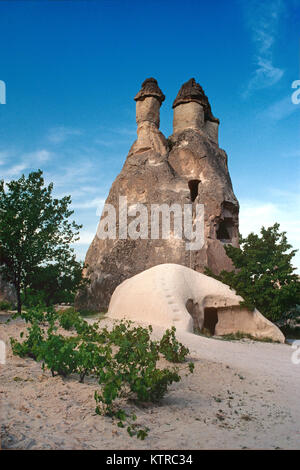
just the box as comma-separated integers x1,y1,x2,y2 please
57,307,99,338
159,326,190,363
93,321,192,439
10,309,194,439
95,321,184,407
76,340,109,383
0,300,11,311
10,320,45,360
13,305,58,325
40,335,80,377
58,307,82,330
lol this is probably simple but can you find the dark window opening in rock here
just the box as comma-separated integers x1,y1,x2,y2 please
216,219,233,242
203,307,218,336
188,180,200,202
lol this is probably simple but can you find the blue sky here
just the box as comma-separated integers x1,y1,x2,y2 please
0,0,299,271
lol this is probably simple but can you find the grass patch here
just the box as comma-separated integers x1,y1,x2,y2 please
193,328,279,343
56,306,106,321
193,327,213,337
218,331,278,343
79,309,107,319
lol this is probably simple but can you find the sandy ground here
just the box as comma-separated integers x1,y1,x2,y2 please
0,313,300,450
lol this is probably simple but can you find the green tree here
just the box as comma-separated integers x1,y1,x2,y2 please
25,257,87,307
0,170,84,312
205,223,300,323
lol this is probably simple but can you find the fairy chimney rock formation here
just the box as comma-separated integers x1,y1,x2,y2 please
173,78,219,144
135,77,165,125
131,78,167,157
76,78,239,311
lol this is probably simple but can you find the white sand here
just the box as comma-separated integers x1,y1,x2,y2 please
1,314,299,450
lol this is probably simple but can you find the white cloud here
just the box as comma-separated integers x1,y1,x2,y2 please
23,149,52,163
0,148,53,180
2,163,28,179
242,0,284,96
247,58,284,92
67,186,103,198
261,95,299,121
72,197,105,215
44,160,95,189
48,126,82,144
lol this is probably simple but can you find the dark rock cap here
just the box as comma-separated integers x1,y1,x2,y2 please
134,78,165,105
172,78,219,123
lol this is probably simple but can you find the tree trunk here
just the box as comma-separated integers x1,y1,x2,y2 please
15,279,21,313
17,288,21,313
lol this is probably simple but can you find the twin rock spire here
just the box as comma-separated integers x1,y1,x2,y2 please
76,76,239,311
134,77,219,144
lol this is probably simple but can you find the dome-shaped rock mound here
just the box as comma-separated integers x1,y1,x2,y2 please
108,263,285,343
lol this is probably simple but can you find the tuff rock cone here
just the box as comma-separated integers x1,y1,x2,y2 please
75,78,239,311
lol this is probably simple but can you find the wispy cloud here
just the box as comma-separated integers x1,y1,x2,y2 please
69,186,103,197
242,0,284,96
47,156,94,180
260,95,299,121
2,163,28,179
23,149,52,163
1,149,53,179
72,197,105,215
48,126,83,144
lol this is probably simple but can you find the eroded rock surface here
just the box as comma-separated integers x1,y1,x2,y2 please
76,78,240,311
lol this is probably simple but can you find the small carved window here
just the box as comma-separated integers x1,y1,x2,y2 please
188,179,200,202
216,219,233,242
